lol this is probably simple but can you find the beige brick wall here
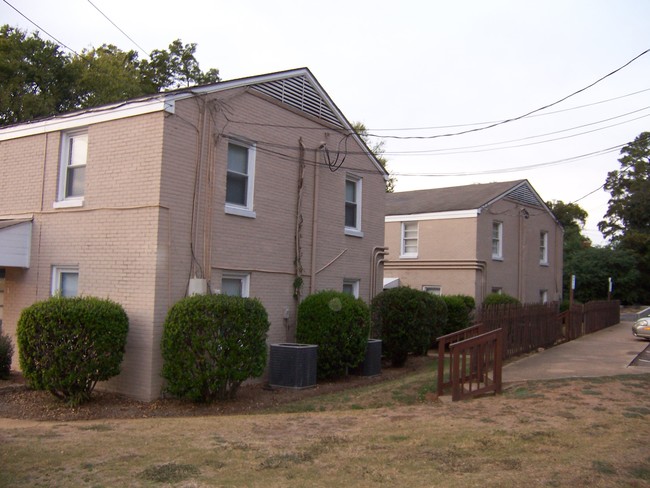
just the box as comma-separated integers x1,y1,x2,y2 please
385,198,563,305
1,113,167,400
1,86,387,401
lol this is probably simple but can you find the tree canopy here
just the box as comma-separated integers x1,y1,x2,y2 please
353,121,395,192
0,25,220,126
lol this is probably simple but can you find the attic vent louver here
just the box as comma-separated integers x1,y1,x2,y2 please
252,76,343,128
506,184,542,207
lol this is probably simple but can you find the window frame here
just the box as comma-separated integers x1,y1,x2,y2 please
540,289,548,304
344,174,363,237
422,285,441,295
343,278,360,298
51,265,79,297
539,230,549,265
491,221,503,260
400,221,418,258
55,129,88,208
225,139,256,219
221,272,250,297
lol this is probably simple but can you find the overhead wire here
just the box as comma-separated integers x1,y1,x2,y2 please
366,48,650,140
86,0,150,57
1,0,79,54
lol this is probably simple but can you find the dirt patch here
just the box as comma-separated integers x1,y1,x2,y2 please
0,356,433,422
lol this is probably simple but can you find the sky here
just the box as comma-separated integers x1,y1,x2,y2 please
3,0,650,245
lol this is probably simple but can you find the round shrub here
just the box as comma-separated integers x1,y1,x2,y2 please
161,294,270,402
371,287,442,367
441,294,475,336
0,331,14,380
427,293,448,349
482,292,521,306
17,296,129,405
296,290,370,380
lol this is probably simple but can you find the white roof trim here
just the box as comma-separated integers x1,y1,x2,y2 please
0,98,174,141
385,209,479,223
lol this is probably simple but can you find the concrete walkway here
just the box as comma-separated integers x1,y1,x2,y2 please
502,320,650,383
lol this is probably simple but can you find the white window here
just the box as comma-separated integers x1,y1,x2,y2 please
56,130,87,207
491,287,503,295
539,231,549,265
401,221,418,258
52,266,79,297
492,221,503,260
225,140,256,218
423,285,441,295
221,273,250,297
344,175,363,237
343,279,360,298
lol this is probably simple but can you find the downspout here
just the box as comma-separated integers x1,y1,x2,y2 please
369,246,388,301
309,144,325,294
518,208,527,301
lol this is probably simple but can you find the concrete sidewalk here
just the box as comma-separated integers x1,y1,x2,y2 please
502,320,650,383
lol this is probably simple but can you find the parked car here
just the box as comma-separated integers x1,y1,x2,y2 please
632,318,650,340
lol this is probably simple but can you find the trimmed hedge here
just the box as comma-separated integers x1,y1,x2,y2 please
0,329,13,380
17,296,129,405
161,294,270,402
482,292,521,306
296,290,370,380
441,294,475,336
371,287,442,367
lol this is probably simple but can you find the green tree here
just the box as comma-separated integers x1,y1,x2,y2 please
598,132,650,303
599,132,650,241
0,25,220,126
353,121,395,192
546,200,591,253
0,26,76,125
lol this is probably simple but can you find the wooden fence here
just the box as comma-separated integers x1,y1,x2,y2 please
437,299,621,401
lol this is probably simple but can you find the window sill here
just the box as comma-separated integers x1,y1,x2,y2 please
400,254,418,259
344,228,364,238
53,199,84,209
225,205,256,219
492,256,503,261
539,262,549,267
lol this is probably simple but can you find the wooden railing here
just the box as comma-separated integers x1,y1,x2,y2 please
436,300,621,402
436,324,485,397
449,328,503,401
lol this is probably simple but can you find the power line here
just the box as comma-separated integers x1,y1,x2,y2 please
570,184,606,204
1,0,78,55
367,48,650,140
86,0,149,57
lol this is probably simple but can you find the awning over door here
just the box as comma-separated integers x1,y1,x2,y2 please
0,219,32,268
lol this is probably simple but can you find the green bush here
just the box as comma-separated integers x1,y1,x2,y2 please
0,329,14,380
161,294,270,402
482,292,521,306
441,295,475,336
17,296,129,405
371,287,442,367
296,290,370,380
427,294,448,348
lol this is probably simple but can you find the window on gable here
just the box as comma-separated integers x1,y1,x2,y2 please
539,231,549,265
52,266,79,297
225,140,256,218
343,278,360,298
492,221,503,260
345,175,363,236
221,272,250,297
56,130,87,207
401,221,418,258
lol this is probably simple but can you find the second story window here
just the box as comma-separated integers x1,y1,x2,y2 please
492,221,503,260
345,175,363,237
225,140,256,218
401,221,418,258
56,130,87,206
539,231,549,265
